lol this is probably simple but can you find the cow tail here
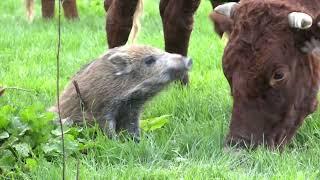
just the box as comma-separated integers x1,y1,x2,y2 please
26,0,35,22
128,0,144,44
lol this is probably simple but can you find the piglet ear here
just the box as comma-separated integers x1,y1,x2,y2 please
108,52,132,76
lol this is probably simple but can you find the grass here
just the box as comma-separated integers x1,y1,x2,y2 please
1,0,320,179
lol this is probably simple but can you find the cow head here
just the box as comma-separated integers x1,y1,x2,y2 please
215,1,320,149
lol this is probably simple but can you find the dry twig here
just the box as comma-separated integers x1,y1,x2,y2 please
56,0,66,179
72,80,87,111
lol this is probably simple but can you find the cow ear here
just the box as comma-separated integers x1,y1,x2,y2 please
214,2,239,18
270,67,290,88
108,52,132,76
209,11,233,38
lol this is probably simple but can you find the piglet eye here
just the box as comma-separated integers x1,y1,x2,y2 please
144,56,156,65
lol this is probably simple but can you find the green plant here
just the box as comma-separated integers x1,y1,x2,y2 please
0,104,87,175
0,102,170,176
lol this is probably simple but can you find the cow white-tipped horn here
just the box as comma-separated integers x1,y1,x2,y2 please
214,2,239,18
288,12,313,29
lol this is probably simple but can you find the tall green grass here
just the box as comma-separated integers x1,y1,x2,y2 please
1,0,320,179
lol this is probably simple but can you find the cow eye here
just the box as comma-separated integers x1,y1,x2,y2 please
144,56,156,65
270,67,290,87
273,72,284,80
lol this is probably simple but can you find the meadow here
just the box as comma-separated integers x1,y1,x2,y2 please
1,0,320,179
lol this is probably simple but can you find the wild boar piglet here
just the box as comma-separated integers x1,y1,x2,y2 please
50,45,192,140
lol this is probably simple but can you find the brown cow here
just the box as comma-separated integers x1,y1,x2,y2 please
104,0,237,84
214,1,320,149
26,0,78,22
104,0,201,85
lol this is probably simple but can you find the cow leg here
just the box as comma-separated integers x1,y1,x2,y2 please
62,0,79,19
105,0,139,48
104,0,113,12
160,0,200,57
160,0,200,85
41,0,55,18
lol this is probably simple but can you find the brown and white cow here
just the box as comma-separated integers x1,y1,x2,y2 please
214,0,320,148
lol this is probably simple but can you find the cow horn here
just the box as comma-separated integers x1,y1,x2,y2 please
214,2,239,18
288,12,313,29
